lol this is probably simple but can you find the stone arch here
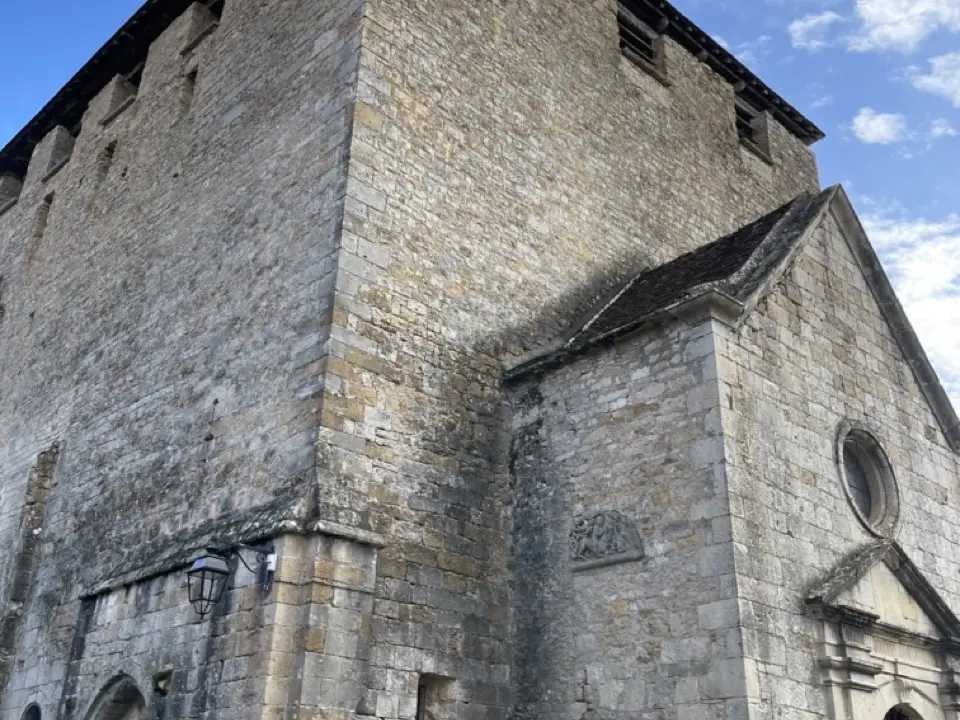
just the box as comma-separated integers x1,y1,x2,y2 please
884,706,924,720
83,675,146,720
20,704,41,720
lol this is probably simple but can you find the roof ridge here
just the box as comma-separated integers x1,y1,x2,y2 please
722,192,812,292
724,186,839,304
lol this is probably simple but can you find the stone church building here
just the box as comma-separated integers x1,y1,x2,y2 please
0,0,957,719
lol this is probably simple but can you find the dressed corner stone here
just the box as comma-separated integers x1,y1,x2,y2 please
570,511,643,562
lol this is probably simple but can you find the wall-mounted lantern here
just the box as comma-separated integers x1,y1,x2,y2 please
187,542,276,619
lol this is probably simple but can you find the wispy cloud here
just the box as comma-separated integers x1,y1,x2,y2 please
847,0,960,52
864,209,960,407
733,35,773,66
911,52,960,106
789,11,845,50
930,118,958,139
850,108,909,144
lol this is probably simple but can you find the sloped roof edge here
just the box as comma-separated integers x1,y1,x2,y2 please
506,187,960,455
622,0,823,144
806,540,960,641
504,190,831,380
829,187,960,453
0,0,823,181
0,0,212,179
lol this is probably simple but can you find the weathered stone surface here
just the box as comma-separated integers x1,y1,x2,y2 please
508,318,738,720
717,208,960,720
12,1,943,720
0,0,362,716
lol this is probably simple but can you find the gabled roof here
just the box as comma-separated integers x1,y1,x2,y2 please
505,185,960,452
506,188,836,374
806,540,960,642
568,188,835,347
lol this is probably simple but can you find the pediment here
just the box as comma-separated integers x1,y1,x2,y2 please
834,561,939,637
807,540,960,642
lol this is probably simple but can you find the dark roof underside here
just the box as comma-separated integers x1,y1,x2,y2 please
0,0,221,179
0,0,822,179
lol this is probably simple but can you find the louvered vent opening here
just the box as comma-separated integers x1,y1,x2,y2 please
735,98,772,161
617,9,662,70
736,103,758,144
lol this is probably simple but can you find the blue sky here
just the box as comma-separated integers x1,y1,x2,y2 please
675,0,960,406
2,0,958,406
0,0,144,144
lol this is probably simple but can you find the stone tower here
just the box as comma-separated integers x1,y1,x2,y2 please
3,1,955,720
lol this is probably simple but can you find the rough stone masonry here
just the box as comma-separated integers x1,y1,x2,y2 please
2,1,956,720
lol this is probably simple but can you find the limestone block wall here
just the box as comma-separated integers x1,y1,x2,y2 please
309,0,822,714
0,0,362,709
0,530,380,720
351,0,820,360
508,319,744,720
719,210,960,720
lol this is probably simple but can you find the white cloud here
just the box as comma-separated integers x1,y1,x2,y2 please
734,35,773,66
863,211,960,408
789,11,845,50
848,0,960,52
850,108,909,143
930,118,958,138
911,52,960,106
811,94,835,109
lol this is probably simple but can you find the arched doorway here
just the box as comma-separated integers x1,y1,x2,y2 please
20,704,41,720
884,706,921,720
83,675,146,720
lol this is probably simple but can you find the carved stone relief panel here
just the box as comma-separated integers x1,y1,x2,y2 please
570,511,644,571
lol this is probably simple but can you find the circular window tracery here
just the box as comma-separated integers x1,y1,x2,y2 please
836,423,899,538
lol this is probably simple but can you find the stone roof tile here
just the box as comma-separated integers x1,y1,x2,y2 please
577,187,836,345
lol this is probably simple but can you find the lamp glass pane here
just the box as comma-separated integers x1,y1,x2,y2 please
187,555,230,617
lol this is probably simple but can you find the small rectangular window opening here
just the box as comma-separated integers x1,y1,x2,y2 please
125,62,145,91
416,681,427,720
617,7,667,81
97,141,117,183
736,102,758,143
34,193,54,239
179,70,199,118
415,675,455,720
